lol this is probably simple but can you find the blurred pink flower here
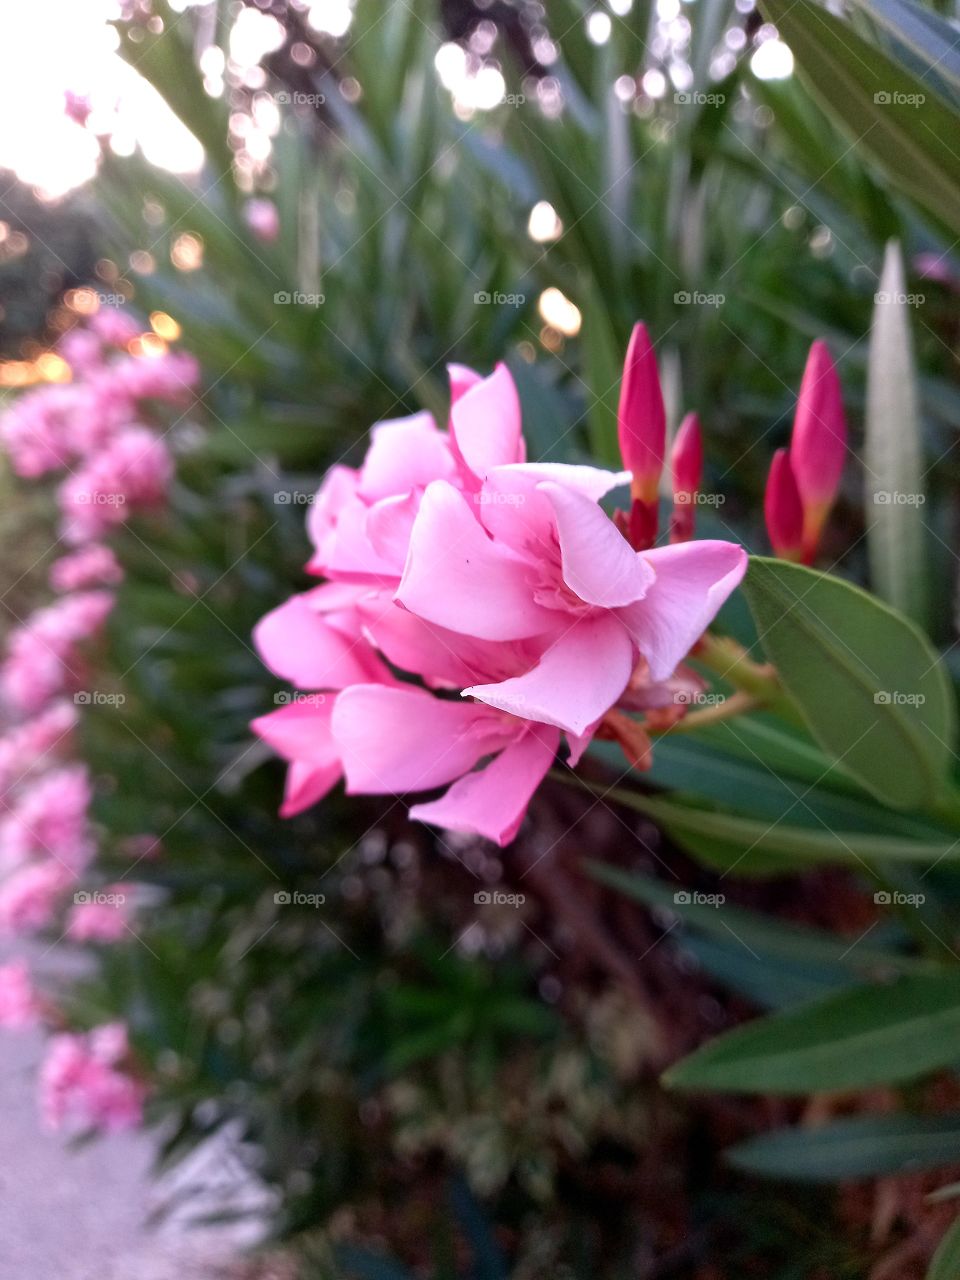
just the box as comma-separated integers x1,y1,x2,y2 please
0,591,114,713
0,764,95,872
0,958,40,1029
244,197,280,243
67,890,129,943
39,1023,146,1133
59,427,173,543
0,701,77,794
789,339,846,563
0,862,73,935
50,544,124,593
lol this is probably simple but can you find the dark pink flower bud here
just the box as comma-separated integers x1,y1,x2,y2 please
618,322,666,505
670,412,703,543
764,448,804,562
790,340,846,562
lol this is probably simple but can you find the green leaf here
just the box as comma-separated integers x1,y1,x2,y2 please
928,1214,960,1280
665,974,960,1093
847,0,960,106
728,1112,960,1182
762,0,960,234
587,780,960,870
587,861,939,979
864,240,927,623
741,558,955,811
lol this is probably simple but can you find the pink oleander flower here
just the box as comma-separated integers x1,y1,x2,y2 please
789,339,846,563
253,361,747,845
0,591,114,713
67,888,130,943
39,1022,146,1133
59,426,173,543
244,197,280,243
50,544,124,593
0,764,95,872
0,862,73,934
0,958,40,1028
0,701,77,795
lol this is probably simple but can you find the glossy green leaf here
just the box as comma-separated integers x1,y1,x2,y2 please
742,558,955,811
728,1112,960,1182
665,974,960,1093
864,241,927,623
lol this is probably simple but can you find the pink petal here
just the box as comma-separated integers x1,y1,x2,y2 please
251,699,337,766
322,495,407,581
448,363,483,405
450,363,525,480
477,463,629,556
305,465,359,573
332,685,513,794
464,614,634,735
409,724,559,846
538,481,654,607
619,540,748,681
357,412,455,501
253,595,385,688
396,481,561,641
281,760,341,817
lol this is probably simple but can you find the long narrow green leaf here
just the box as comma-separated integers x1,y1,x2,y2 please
666,973,960,1092
728,1113,960,1181
864,240,927,623
762,0,960,234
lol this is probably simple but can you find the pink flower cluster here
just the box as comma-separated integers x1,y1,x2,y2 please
40,1023,147,1133
0,310,184,1135
253,343,747,846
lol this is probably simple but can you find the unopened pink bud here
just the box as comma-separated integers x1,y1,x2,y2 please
765,448,804,562
618,322,666,506
790,340,846,561
669,413,703,544
672,412,702,499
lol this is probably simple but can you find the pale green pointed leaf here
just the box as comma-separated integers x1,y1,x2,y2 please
865,240,927,623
